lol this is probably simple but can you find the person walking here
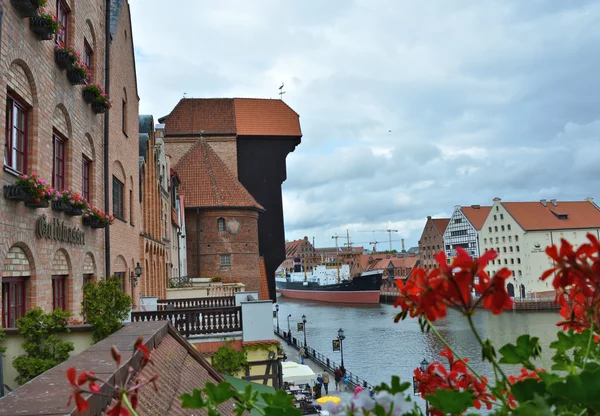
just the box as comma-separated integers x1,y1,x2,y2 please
322,371,330,394
334,367,343,391
315,375,323,398
299,347,306,364
342,374,349,391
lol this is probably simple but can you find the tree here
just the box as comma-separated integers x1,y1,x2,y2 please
12,307,74,385
82,276,132,343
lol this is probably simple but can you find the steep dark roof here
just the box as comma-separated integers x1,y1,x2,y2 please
139,133,149,158
139,115,154,135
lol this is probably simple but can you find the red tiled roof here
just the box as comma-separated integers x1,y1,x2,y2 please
432,218,450,235
160,98,302,138
285,239,305,257
133,332,237,416
175,140,264,210
502,200,600,231
233,98,302,137
461,206,492,230
160,98,237,135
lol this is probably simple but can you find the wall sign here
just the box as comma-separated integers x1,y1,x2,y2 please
36,214,85,245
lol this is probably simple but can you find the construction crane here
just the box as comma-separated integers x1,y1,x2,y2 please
369,241,380,252
358,229,399,251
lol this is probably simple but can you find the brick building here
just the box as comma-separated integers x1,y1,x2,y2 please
138,115,168,300
175,140,264,292
279,236,315,273
160,98,302,300
418,216,450,269
1,0,108,325
108,0,142,306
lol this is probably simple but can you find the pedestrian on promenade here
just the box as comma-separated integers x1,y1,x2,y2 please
322,371,330,394
342,374,349,391
287,331,292,345
334,367,343,391
316,374,323,393
299,347,306,364
354,385,363,397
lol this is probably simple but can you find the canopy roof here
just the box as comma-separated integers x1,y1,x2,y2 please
282,361,317,383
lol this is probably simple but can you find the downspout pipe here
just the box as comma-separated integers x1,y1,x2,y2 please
104,0,111,278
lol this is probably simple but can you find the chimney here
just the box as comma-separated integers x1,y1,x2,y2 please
540,199,547,207
401,238,405,252
471,204,480,209
550,199,557,207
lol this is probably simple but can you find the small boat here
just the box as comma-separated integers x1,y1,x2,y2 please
275,258,383,304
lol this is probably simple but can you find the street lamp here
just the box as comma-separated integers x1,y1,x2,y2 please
338,328,346,369
420,359,430,415
302,314,307,348
275,304,280,333
287,314,291,333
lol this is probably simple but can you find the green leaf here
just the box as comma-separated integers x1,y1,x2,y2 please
481,338,497,363
426,389,474,415
498,335,541,370
550,331,573,353
511,378,546,402
262,390,301,415
546,368,600,412
203,382,237,404
180,388,206,408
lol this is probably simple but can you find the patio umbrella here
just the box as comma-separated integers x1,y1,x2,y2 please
316,396,342,404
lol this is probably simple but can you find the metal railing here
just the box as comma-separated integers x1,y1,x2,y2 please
131,306,242,337
274,327,373,390
156,296,236,310
168,275,193,288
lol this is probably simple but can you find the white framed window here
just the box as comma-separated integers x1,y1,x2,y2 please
220,255,231,267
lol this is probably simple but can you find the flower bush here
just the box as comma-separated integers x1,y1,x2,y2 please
35,8,61,34
71,54,91,82
55,43,78,64
66,236,600,415
16,172,54,203
83,83,112,108
54,189,88,210
211,276,224,282
83,206,115,226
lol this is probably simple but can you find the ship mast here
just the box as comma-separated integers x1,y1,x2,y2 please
303,255,307,281
332,234,340,284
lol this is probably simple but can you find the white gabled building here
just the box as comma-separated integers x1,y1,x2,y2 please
443,205,492,262
480,197,600,299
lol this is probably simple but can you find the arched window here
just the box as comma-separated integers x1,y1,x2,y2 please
217,218,225,231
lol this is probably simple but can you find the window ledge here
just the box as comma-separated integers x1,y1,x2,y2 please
114,214,126,223
3,165,22,177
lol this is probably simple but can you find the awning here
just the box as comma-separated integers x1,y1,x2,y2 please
282,361,317,383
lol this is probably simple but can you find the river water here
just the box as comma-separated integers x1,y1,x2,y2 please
275,295,561,387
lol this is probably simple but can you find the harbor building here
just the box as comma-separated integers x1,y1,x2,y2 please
443,205,491,262
480,198,600,298
418,216,450,269
160,98,302,300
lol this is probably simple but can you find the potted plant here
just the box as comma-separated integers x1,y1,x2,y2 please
92,92,112,114
66,57,89,85
82,207,114,228
29,8,60,41
11,0,45,19
54,43,77,70
82,83,102,104
51,189,88,216
14,173,53,208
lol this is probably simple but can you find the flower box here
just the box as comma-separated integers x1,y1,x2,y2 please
83,89,97,104
3,184,27,201
29,16,54,40
24,191,49,208
66,69,87,85
11,0,38,18
65,207,83,216
55,50,75,70
83,217,105,229
51,199,69,212
91,101,107,114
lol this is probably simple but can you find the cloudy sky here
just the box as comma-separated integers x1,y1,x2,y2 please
129,0,600,251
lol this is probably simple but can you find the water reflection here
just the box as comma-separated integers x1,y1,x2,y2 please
276,296,560,386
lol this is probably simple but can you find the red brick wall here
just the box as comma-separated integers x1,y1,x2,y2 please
419,217,445,270
107,0,142,306
186,209,261,292
0,0,107,322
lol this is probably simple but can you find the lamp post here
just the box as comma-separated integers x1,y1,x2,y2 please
420,358,430,415
302,314,307,348
275,304,280,333
287,314,291,333
338,328,346,369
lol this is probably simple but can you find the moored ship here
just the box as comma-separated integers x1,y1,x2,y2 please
275,258,383,304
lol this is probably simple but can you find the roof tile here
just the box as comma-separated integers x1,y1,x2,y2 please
461,206,492,230
234,98,302,137
175,140,264,210
432,218,450,234
502,200,600,231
